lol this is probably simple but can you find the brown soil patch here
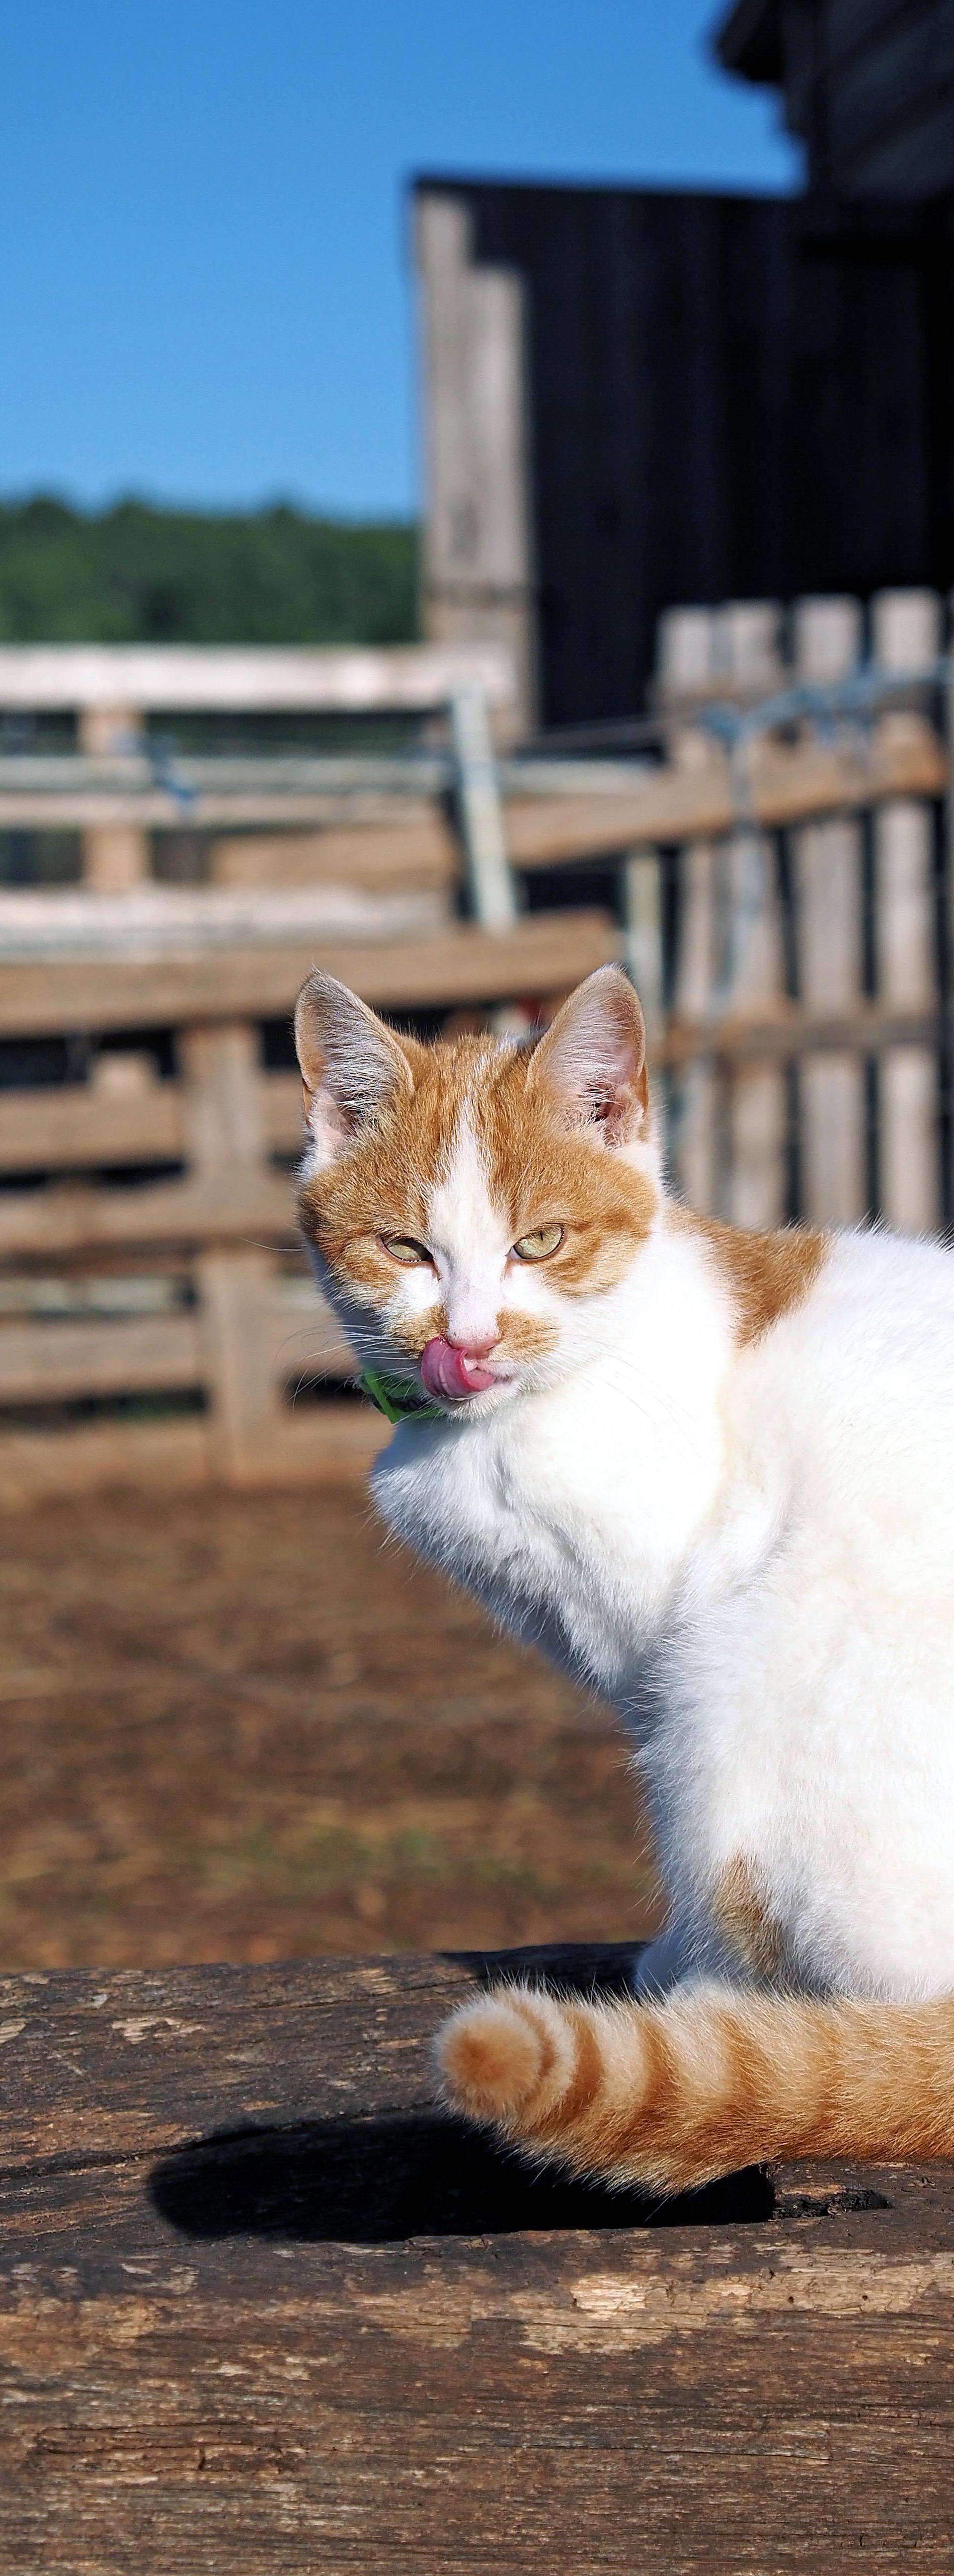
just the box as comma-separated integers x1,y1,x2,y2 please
0,1485,662,1969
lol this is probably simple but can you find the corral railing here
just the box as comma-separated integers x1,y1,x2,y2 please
648,589,954,1236
0,642,619,1495
0,600,951,1494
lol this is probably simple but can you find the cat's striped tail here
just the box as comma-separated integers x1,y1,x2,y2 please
437,1981,954,2192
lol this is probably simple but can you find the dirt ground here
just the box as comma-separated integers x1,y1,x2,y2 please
0,1484,662,1969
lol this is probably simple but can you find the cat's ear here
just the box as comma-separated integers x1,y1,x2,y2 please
295,973,416,1166
526,967,648,1144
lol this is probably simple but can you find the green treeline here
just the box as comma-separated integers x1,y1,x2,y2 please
0,497,419,645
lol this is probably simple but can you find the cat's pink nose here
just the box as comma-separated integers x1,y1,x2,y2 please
446,1327,498,1358
420,1335,498,1402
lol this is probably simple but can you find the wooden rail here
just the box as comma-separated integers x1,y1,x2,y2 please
0,639,520,889
0,908,618,1496
650,590,954,1233
507,723,947,866
0,640,517,713
0,723,943,851
0,1940,951,2571
1,595,952,1492
0,908,617,1037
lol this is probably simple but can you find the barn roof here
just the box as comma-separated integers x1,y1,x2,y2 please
712,0,784,84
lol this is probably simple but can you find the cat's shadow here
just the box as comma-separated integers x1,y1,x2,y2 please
148,1943,774,2243
149,2107,773,2243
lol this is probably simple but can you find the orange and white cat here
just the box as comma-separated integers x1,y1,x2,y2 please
295,963,954,2193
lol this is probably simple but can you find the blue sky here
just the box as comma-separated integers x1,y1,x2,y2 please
0,1,798,519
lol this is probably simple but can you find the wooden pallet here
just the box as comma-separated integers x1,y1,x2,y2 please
2,1941,952,2572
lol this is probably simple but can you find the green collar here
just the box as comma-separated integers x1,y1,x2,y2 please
360,1369,443,1425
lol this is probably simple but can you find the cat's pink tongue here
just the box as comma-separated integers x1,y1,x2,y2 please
420,1337,497,1403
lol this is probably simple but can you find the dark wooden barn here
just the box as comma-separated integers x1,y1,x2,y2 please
716,0,954,200
415,7,954,731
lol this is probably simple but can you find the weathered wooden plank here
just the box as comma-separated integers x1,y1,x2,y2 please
713,610,788,1230
0,885,452,962
664,612,722,1213
0,910,619,1036
657,1002,944,1067
180,1025,326,1476
0,1401,387,1502
3,2315,954,2574
0,1310,202,1402
793,595,868,1226
508,727,947,868
0,1282,346,1419
210,816,459,894
0,728,943,849
873,590,943,1232
0,1080,183,1171
0,641,517,713
0,1069,302,1173
0,1949,953,2572
0,1010,943,1265
0,1172,297,1261
416,191,537,736
76,705,152,889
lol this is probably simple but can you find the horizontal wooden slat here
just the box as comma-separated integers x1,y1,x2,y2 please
0,910,618,1037
0,1305,351,1401
0,751,655,800
0,1311,203,1401
0,1003,940,1263
0,727,944,852
0,787,455,829
657,1003,946,1067
0,1174,296,1262
0,1071,303,1174
0,885,449,964
0,641,517,713
210,817,459,894
0,1280,350,1380
0,1012,941,1264
509,726,948,868
0,1402,387,1501
0,1081,183,1172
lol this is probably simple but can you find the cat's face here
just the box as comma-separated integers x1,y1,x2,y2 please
295,966,659,1415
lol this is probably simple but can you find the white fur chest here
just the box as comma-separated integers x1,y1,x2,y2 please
373,1233,735,1706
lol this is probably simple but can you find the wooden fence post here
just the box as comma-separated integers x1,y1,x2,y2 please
77,702,151,890
179,1021,288,1482
450,686,517,930
622,849,663,1044
718,603,787,1229
713,600,784,701
872,589,942,1233
663,608,719,1213
792,595,867,1224
415,191,536,740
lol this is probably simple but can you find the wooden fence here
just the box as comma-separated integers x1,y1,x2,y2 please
0,603,951,1496
0,644,620,1496
652,588,954,1235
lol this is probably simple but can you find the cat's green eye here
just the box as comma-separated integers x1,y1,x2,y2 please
511,1224,564,1262
380,1235,432,1267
